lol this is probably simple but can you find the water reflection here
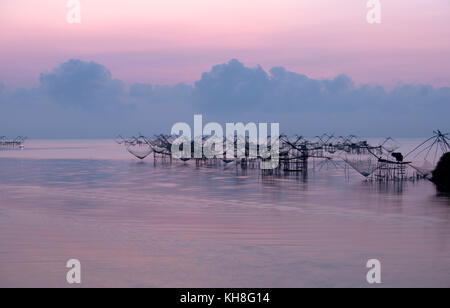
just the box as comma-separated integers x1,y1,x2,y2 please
0,140,449,287
363,180,407,195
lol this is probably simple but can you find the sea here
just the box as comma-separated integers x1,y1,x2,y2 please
0,139,449,287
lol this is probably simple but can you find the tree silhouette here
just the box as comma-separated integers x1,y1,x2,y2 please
432,153,450,192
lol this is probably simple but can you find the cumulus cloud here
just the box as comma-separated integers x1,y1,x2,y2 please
192,60,380,114
0,58,449,138
263,67,356,112
193,59,269,112
39,59,125,109
129,83,153,99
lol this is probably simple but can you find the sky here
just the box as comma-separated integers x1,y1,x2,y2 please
1,0,450,88
0,0,449,138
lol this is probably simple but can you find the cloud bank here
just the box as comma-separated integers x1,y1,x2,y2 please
0,59,449,138
39,60,125,110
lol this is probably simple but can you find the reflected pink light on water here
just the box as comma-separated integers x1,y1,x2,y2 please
1,140,450,287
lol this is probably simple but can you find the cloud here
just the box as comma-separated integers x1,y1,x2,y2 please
132,83,193,105
263,67,356,112
39,59,125,110
129,83,153,99
193,59,269,112
0,58,449,138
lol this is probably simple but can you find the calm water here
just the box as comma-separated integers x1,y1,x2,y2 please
0,140,449,287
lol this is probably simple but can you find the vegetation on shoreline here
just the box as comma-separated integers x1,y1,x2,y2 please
432,153,450,193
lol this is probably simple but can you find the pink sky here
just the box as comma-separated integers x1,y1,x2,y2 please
1,0,450,88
